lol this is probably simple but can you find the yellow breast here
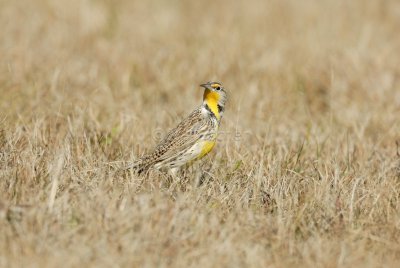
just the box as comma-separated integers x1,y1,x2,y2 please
198,140,216,159
203,89,221,120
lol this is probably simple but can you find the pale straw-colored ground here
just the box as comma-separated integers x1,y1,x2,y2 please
1,0,400,267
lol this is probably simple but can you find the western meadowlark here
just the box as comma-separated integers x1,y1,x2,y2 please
126,81,227,174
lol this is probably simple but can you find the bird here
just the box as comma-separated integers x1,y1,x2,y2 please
126,81,227,175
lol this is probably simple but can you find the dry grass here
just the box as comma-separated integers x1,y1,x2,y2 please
1,0,400,267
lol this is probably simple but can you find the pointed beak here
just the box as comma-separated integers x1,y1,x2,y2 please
200,83,211,90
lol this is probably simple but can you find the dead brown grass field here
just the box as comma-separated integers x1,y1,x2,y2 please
1,0,400,267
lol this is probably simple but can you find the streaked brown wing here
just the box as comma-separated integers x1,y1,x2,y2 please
142,108,208,165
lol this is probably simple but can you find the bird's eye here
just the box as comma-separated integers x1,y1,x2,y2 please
215,86,221,91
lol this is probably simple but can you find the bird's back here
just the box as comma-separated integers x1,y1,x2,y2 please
132,107,219,173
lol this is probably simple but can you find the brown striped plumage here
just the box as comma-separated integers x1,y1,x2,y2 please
126,82,227,174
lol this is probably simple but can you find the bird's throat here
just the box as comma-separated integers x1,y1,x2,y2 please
203,89,220,120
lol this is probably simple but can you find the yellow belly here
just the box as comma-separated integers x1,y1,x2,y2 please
197,140,216,159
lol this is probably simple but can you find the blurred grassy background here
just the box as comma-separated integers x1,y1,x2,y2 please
1,0,400,267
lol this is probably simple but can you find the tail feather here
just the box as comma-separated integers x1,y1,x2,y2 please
123,159,150,174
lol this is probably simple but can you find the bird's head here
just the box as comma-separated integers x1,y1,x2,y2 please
200,81,227,119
